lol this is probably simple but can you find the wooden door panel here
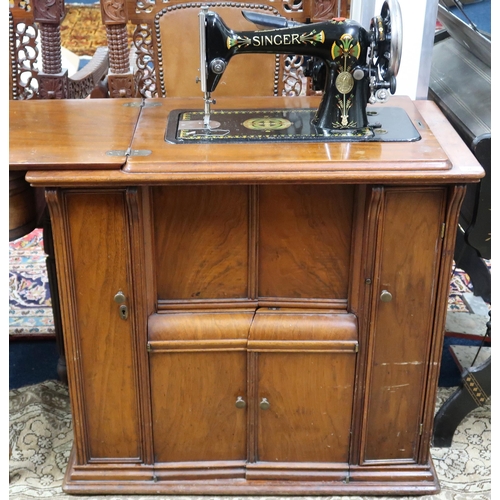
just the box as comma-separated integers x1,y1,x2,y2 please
152,185,249,301
258,184,354,299
257,352,356,463
150,351,247,463
362,188,446,463
65,192,141,460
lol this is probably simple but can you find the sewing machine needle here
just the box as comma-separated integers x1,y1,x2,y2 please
204,92,211,128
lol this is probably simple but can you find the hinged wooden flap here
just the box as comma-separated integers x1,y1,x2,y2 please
9,98,143,170
248,309,358,342
148,310,255,342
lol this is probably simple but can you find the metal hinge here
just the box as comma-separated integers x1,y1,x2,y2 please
419,423,424,436
123,101,162,108
106,148,152,157
355,343,359,353
440,223,446,239
147,342,152,352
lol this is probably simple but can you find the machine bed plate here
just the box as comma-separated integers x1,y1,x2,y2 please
165,107,421,144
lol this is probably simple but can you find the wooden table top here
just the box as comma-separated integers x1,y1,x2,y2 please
9,95,484,185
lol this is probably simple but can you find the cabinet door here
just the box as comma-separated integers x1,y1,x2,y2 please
256,351,356,464
148,312,253,466
53,191,142,462
361,187,446,463
150,350,247,463
249,311,358,466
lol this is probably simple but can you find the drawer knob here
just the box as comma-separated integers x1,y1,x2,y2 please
235,397,246,409
380,290,393,302
259,398,271,410
114,291,126,304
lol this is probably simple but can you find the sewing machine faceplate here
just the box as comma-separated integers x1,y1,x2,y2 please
165,106,421,144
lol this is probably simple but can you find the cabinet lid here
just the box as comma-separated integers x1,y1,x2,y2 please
9,98,143,170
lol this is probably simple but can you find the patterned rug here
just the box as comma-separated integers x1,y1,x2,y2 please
9,229,54,338
8,380,491,499
8,230,480,339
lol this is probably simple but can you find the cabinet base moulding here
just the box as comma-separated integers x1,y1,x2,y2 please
63,450,440,495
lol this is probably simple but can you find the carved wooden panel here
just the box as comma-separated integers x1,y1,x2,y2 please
38,72,68,99
33,0,64,24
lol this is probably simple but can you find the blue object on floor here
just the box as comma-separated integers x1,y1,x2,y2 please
9,340,59,390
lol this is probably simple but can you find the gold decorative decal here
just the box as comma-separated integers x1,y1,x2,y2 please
331,34,361,60
335,71,354,94
243,117,292,131
330,33,361,128
227,34,252,49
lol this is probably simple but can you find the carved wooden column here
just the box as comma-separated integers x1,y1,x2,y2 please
101,0,136,97
33,0,68,99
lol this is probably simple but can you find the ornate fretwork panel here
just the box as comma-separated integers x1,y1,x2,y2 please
10,11,40,100
133,22,156,97
282,54,306,96
283,0,303,14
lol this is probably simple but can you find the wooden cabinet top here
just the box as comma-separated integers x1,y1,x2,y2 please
9,95,484,185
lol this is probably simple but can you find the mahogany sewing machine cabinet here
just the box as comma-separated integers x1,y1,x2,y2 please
9,95,483,495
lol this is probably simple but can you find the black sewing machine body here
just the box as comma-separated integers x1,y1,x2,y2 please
205,15,374,130
166,0,415,143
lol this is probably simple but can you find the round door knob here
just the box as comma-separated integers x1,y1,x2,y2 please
259,398,270,410
380,290,393,302
235,397,246,409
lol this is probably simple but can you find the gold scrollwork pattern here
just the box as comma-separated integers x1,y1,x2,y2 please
133,23,157,97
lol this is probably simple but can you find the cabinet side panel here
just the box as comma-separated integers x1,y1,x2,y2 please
152,185,249,301
258,185,354,299
363,188,445,463
66,192,141,460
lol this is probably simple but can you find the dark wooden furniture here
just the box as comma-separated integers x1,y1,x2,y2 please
10,95,483,495
98,0,350,98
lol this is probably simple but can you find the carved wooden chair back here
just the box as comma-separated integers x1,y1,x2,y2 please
100,0,350,99
9,0,109,100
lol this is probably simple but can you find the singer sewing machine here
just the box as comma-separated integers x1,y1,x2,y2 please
166,0,420,143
